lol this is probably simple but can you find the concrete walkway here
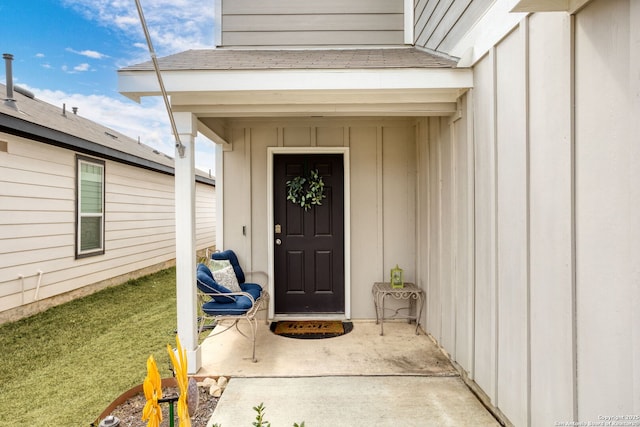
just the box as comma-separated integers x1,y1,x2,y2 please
198,321,500,426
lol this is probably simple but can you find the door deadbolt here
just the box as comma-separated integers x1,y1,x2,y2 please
275,238,282,245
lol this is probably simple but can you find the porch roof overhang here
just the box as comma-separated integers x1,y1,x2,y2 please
118,48,473,130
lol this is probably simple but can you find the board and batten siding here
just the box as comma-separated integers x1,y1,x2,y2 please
415,101,475,377
0,133,216,320
221,0,404,47
574,0,640,418
420,0,640,424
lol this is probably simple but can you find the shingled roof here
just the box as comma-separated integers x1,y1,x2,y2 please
121,47,458,71
0,83,214,183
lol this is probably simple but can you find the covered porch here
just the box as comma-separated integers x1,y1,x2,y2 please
118,47,473,374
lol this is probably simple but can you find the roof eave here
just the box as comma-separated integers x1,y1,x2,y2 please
118,67,472,118
118,67,473,99
0,113,177,174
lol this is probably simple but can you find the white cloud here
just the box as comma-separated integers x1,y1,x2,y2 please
66,48,108,59
35,53,45,58
61,63,92,73
50,1,218,173
73,63,91,72
62,0,216,57
114,15,139,27
26,85,215,173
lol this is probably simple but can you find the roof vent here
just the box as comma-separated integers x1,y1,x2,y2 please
72,106,78,114
3,53,18,110
14,85,35,99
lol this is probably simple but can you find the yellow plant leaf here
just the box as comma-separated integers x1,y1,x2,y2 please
141,355,162,427
168,336,191,426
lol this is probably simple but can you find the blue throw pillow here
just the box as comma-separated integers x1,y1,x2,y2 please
196,264,235,303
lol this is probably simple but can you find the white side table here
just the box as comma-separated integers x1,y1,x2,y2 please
372,282,424,336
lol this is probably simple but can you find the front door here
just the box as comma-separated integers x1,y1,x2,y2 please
273,154,345,314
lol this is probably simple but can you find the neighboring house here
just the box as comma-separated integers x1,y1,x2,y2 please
0,77,216,323
118,0,639,424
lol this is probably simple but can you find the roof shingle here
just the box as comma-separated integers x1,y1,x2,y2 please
121,48,458,71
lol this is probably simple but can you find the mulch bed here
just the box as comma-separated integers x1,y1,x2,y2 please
106,385,219,427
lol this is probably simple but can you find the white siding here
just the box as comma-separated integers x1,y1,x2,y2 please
416,96,475,389
528,12,575,426
452,93,475,377
421,0,639,423
196,181,217,251
351,125,384,312
221,0,404,47
0,134,216,319
437,117,455,355
471,50,498,403
495,25,528,427
574,0,639,418
427,118,442,342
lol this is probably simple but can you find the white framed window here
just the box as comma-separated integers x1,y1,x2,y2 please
76,155,105,258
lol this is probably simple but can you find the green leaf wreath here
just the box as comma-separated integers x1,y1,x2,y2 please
286,169,326,210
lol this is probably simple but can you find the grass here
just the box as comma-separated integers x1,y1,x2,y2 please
0,268,180,426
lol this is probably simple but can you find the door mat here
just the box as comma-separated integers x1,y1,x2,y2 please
270,321,353,339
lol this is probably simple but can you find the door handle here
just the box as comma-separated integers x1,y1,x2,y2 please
275,238,282,245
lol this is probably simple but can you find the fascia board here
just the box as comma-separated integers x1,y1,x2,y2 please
511,0,591,13
450,0,527,66
118,68,473,98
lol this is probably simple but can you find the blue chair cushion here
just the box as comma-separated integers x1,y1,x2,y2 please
200,282,264,316
202,295,254,316
196,263,235,303
240,283,262,301
211,250,245,284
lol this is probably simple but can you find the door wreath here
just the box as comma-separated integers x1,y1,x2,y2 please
286,169,326,210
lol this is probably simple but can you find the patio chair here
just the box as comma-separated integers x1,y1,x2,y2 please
196,250,269,362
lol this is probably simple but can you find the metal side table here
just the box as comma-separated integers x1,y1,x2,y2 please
372,282,424,335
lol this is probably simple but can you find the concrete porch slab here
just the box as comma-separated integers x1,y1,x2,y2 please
199,321,500,427
197,320,457,378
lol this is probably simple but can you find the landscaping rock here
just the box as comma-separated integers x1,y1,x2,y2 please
217,376,228,390
200,377,217,388
209,384,222,397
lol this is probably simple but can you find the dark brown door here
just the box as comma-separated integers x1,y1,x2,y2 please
273,154,345,314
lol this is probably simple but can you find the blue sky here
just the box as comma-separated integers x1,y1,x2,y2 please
0,0,216,173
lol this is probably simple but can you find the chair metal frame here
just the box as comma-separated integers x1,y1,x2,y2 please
197,267,269,363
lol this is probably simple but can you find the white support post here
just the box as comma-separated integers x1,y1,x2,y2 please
173,112,201,374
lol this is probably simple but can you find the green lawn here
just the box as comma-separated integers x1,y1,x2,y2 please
0,268,180,426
